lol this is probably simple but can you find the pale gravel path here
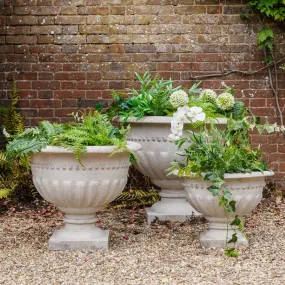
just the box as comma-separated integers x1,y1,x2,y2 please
0,199,285,285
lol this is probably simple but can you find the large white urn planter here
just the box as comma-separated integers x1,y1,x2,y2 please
31,142,141,250
122,116,227,224
183,171,274,248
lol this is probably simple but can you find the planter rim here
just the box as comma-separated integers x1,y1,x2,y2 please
183,171,274,181
223,170,274,179
113,116,227,125
38,141,142,154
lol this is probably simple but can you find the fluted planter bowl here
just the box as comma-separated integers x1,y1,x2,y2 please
31,142,141,250
115,116,227,224
183,171,274,248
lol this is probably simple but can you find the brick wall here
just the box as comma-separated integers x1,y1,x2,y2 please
1,0,285,184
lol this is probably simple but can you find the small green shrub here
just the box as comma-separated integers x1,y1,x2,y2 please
0,80,35,201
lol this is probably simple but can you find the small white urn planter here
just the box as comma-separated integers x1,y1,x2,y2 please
183,171,274,248
31,142,141,250
120,116,227,224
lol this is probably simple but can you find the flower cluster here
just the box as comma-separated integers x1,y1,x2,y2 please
168,106,206,141
200,89,217,103
170,90,189,108
216,92,235,111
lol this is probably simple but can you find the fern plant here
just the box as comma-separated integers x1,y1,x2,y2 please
0,79,25,137
109,189,160,209
0,80,35,200
51,110,133,164
6,110,133,165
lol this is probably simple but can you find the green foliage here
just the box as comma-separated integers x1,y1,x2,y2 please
258,28,274,51
6,121,62,159
6,110,132,164
225,248,239,257
248,0,285,22
109,189,160,209
168,114,277,253
245,1,285,62
1,79,24,137
0,80,35,200
105,71,182,121
51,110,132,164
105,71,246,124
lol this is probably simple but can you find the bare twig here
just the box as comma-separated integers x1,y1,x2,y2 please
266,50,284,126
189,57,285,79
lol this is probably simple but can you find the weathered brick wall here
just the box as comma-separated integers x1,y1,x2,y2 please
1,0,285,183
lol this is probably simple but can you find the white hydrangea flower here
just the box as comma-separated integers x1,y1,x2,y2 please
216,92,235,111
200,89,217,102
170,90,189,108
186,106,206,123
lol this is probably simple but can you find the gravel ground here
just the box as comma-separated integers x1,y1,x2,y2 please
0,198,285,285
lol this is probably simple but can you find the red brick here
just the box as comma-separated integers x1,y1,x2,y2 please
37,35,54,44
38,109,54,117
62,99,77,107
55,16,86,25
38,90,53,99
54,90,85,99
7,16,38,25
7,54,38,62
55,72,86,81
18,99,30,108
6,36,37,44
38,72,54,80
55,108,79,117
32,81,60,90
87,72,102,80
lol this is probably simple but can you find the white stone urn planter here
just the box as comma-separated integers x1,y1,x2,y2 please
31,142,141,250
183,171,274,248
116,116,227,224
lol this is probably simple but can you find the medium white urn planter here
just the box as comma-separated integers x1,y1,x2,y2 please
31,142,141,250
120,116,227,224
183,171,274,248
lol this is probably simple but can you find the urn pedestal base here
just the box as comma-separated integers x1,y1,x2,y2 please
48,214,109,250
200,222,248,248
145,188,200,224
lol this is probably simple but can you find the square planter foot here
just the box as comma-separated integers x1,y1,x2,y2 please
200,230,248,248
145,207,195,224
48,229,109,251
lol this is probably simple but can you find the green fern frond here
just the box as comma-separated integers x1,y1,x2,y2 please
110,189,160,209
2,79,24,137
6,137,48,158
0,188,11,199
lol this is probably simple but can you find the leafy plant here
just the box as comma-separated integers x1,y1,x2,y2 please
104,71,181,122
6,110,134,165
51,110,133,164
6,121,62,159
248,0,285,22
241,0,285,126
104,71,247,124
168,111,279,254
0,79,24,137
0,80,35,200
